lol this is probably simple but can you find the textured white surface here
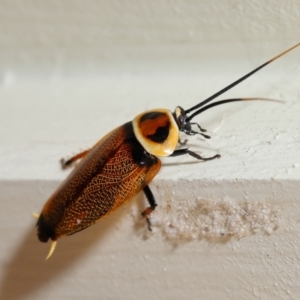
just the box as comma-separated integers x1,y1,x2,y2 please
1,1,300,299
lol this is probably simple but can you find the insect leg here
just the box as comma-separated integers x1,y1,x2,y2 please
170,149,221,161
142,185,157,231
192,131,211,139
190,122,207,132
61,149,90,169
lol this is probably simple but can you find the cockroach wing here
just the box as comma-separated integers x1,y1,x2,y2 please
37,122,161,242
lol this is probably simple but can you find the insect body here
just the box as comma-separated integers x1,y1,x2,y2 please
37,42,300,259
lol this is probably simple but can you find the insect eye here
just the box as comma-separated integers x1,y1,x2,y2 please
178,115,184,127
173,106,186,130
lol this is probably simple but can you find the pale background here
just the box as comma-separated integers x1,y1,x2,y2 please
1,1,300,299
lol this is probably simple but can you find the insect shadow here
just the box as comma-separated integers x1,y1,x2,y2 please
0,198,132,300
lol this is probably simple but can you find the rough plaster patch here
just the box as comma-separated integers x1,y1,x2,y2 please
132,198,280,243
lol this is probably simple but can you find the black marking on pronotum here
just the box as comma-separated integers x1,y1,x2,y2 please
140,111,166,123
147,122,170,143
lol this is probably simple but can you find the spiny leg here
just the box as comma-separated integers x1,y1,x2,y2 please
142,185,157,231
170,148,220,161
61,149,90,169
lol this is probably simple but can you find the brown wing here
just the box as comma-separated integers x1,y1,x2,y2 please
37,122,161,242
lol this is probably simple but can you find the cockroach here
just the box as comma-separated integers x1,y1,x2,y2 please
36,42,300,259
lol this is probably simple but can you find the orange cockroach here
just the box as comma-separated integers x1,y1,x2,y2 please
37,42,300,259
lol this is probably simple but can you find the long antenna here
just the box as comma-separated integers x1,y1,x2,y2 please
186,97,282,121
185,42,300,115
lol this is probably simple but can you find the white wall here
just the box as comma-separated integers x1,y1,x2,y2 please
1,1,300,299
